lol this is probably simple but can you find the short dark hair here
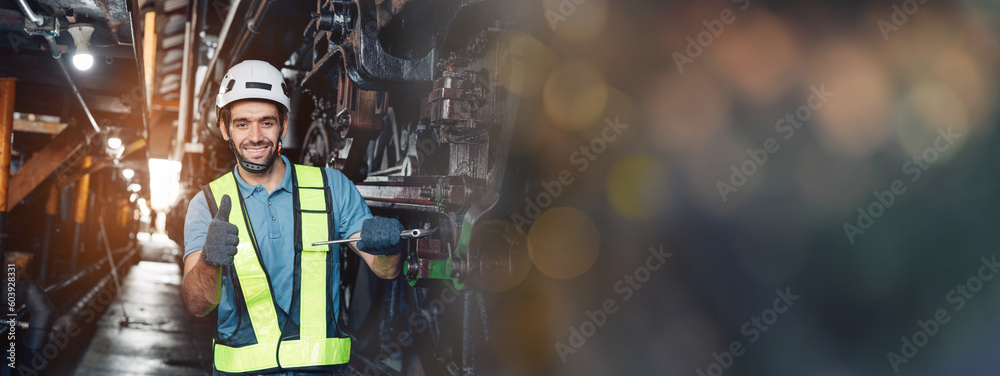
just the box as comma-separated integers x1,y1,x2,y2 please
219,99,288,133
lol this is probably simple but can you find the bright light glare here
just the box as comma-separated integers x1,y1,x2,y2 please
128,183,141,192
107,137,122,149
122,168,134,180
73,53,94,71
68,24,95,71
137,198,150,216
148,158,183,211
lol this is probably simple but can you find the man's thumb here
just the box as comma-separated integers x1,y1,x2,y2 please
216,194,232,221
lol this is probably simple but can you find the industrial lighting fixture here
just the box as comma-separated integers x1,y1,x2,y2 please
67,24,95,71
122,168,134,180
107,137,122,149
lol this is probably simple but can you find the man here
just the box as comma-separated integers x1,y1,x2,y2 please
182,60,404,376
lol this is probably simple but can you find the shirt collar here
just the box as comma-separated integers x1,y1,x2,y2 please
232,154,293,199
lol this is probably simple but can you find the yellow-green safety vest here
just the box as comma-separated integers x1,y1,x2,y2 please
203,164,350,375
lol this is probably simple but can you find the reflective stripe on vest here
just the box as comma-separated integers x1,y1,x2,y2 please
278,165,349,367
207,165,350,374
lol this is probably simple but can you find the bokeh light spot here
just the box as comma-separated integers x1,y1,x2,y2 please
606,154,668,220
710,10,800,104
528,207,600,279
895,82,969,156
543,60,609,131
645,68,730,154
811,41,893,157
499,31,556,99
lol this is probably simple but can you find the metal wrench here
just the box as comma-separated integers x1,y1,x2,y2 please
310,228,435,246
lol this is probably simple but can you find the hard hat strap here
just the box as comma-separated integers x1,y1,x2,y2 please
229,138,282,174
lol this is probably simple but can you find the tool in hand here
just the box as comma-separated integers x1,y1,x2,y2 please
311,228,435,246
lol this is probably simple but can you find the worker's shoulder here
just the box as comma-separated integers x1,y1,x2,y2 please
309,165,350,184
185,190,209,214
323,166,349,181
183,190,211,227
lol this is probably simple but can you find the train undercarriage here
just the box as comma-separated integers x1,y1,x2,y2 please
169,1,538,374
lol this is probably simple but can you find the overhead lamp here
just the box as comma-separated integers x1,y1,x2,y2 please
107,137,122,149
67,24,95,71
122,168,134,180
128,183,141,192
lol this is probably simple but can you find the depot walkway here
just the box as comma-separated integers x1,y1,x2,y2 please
70,233,215,376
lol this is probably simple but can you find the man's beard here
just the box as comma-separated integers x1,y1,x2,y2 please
231,139,280,175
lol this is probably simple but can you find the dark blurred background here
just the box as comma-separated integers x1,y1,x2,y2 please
490,0,1000,375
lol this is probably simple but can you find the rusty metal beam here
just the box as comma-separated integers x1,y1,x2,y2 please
355,175,474,213
8,125,87,211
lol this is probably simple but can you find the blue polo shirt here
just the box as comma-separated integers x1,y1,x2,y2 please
183,155,372,340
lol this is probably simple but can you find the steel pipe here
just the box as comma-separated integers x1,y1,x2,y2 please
15,0,43,26
57,59,101,134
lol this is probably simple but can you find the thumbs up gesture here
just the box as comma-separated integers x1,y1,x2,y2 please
201,194,240,267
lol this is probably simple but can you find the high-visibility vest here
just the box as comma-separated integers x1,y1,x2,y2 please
203,164,350,375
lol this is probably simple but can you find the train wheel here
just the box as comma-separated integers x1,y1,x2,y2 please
300,119,335,167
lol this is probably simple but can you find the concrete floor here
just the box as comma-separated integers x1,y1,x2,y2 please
71,233,215,376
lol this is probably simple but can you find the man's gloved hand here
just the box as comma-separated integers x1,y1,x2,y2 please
201,194,240,267
356,217,404,255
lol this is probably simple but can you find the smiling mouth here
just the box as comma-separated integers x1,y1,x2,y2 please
242,144,271,158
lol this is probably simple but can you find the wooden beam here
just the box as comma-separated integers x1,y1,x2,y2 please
149,98,180,111
55,138,147,188
8,126,87,211
122,137,147,157
56,156,112,189
144,11,157,98
0,78,14,214
13,119,67,135
73,156,92,225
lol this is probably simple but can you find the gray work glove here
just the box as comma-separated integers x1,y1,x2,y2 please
356,217,404,255
201,194,240,267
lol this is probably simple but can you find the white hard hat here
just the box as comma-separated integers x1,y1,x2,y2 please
216,60,290,115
